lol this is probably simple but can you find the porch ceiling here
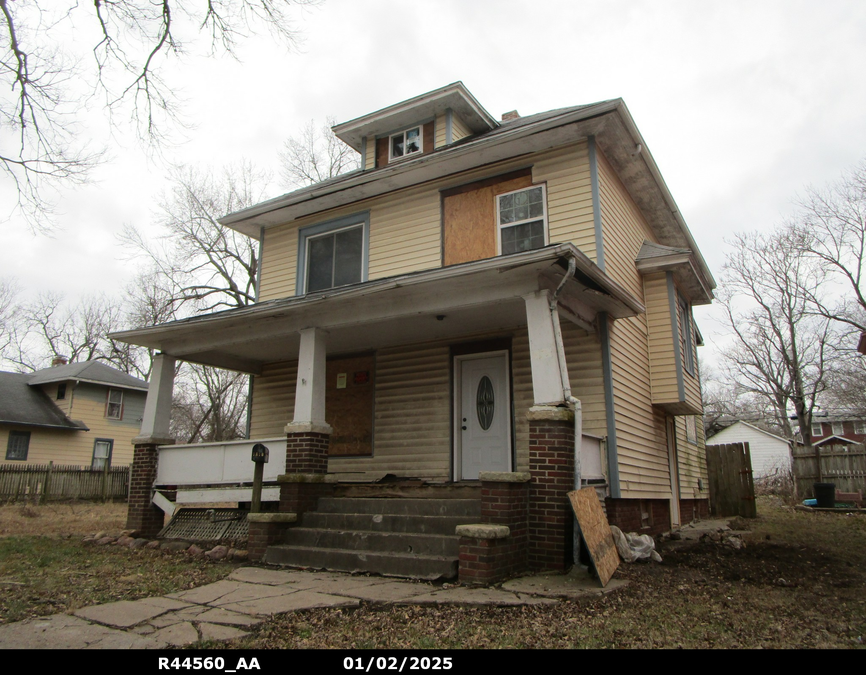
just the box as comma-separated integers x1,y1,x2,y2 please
111,244,644,374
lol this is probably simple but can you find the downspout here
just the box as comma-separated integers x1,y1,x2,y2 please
548,257,584,564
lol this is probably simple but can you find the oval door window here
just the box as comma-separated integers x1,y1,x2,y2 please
476,376,495,430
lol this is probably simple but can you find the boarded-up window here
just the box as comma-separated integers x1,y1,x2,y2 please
442,169,534,266
326,354,375,456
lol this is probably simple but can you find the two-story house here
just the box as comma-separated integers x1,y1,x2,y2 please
1,359,148,468
115,83,715,583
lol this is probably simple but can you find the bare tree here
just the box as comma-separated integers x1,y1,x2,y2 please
5,292,125,371
0,277,17,359
121,161,267,313
793,159,866,334
717,227,836,447
279,117,360,188
171,364,248,443
1,0,311,229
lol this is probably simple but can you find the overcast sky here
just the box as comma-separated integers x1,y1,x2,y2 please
3,0,866,368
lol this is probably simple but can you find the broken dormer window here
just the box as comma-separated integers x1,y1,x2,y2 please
390,126,422,161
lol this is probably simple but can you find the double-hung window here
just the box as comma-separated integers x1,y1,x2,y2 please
678,295,695,376
497,185,548,255
811,423,823,437
92,439,113,471
389,126,422,161
5,431,30,461
106,389,123,420
298,213,370,294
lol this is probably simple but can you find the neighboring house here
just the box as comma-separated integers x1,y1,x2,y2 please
0,360,148,469
808,416,866,445
115,83,716,579
707,420,793,478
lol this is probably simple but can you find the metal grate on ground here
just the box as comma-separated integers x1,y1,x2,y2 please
159,508,249,541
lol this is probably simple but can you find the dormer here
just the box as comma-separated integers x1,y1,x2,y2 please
332,82,498,170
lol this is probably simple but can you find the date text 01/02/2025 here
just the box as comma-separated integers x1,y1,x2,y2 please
344,657,453,671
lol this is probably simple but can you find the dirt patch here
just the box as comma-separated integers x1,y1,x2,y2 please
0,501,127,537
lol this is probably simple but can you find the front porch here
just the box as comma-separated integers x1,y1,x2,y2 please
117,244,643,583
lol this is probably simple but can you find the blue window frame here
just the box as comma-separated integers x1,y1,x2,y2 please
297,212,370,295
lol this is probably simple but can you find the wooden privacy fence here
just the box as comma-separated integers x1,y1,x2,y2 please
0,463,130,503
705,442,757,518
792,443,866,498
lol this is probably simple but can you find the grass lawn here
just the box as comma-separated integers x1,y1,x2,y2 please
1,497,864,648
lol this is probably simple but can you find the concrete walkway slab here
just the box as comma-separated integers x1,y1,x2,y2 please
227,567,312,586
199,622,249,643
502,571,629,598
336,580,434,602
152,621,200,647
206,583,299,607
406,587,559,606
195,607,264,627
220,589,360,616
167,579,255,605
74,597,192,628
0,614,166,649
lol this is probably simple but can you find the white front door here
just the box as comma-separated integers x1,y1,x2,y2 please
456,352,511,480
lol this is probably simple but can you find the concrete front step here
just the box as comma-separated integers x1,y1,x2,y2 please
300,512,476,536
316,497,481,517
283,527,459,557
263,545,459,580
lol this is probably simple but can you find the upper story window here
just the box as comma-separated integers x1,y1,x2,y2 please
297,212,370,295
685,416,697,444
5,431,30,461
811,423,823,437
831,421,844,435
106,389,123,420
56,383,67,400
855,421,866,435
678,294,695,376
497,185,548,255
389,126,422,161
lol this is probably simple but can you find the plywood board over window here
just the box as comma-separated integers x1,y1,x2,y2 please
442,169,534,266
326,354,375,457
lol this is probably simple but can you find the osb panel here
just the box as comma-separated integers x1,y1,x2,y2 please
569,487,620,587
376,137,389,168
442,174,534,266
423,122,434,155
326,354,375,457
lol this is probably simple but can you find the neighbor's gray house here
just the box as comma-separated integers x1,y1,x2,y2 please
0,360,148,469
113,83,715,583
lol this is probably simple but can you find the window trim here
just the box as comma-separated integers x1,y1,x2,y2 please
91,438,114,471
855,421,866,435
105,388,123,420
495,184,549,256
811,423,823,437
388,125,423,162
6,430,30,461
831,421,844,436
56,382,67,400
685,416,697,444
678,294,696,376
296,212,370,295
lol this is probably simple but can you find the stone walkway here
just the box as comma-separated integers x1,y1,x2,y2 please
0,566,627,649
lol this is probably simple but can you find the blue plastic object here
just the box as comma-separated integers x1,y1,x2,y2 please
802,498,818,507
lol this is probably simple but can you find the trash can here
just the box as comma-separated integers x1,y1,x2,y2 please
813,482,836,508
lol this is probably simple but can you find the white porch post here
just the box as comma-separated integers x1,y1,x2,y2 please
523,290,566,406
289,327,331,431
137,352,176,442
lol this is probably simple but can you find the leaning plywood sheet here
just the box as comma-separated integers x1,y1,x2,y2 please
568,488,620,587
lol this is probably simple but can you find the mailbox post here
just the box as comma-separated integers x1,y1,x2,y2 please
250,443,270,513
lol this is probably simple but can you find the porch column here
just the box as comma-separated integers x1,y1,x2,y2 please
281,328,334,515
127,353,176,537
523,290,566,406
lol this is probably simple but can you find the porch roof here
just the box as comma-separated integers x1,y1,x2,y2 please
111,244,644,374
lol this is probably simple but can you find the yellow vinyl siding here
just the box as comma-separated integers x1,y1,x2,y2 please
597,149,673,498
533,143,597,263
248,361,298,438
1,426,86,466
258,142,595,302
364,137,376,170
677,299,703,413
435,112,447,148
451,114,471,142
675,414,708,498
644,272,680,405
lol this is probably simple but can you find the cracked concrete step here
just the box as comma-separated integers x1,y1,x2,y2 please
262,545,459,580
299,512,476,535
315,497,481,517
282,527,460,557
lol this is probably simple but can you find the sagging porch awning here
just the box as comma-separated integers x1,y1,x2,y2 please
111,243,644,374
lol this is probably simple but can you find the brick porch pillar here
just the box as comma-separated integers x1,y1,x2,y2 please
126,438,173,536
278,422,334,515
248,512,298,561
527,405,575,572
